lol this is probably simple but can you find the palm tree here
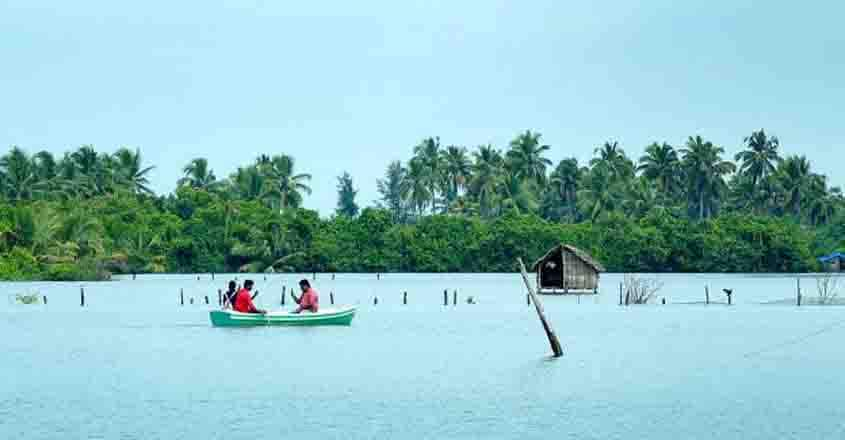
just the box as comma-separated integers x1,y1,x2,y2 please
377,161,407,223
403,158,431,218
547,158,581,222
505,130,551,185
412,137,442,213
0,146,35,200
591,140,633,182
440,145,471,208
638,142,681,197
33,151,58,182
178,158,218,190
71,145,99,176
263,154,312,212
577,165,621,222
807,176,838,226
777,155,811,218
230,165,268,201
469,145,504,218
736,129,781,189
113,147,155,195
498,170,538,214
681,136,736,220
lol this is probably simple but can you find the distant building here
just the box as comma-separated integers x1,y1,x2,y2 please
818,252,845,272
531,244,605,294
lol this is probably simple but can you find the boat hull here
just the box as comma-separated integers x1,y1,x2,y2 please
209,307,356,327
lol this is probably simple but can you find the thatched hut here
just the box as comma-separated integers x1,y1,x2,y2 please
531,245,605,294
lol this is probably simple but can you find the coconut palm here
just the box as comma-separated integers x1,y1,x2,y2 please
591,140,633,182
263,154,312,212
469,145,504,217
403,158,431,217
505,130,551,185
412,137,442,212
547,158,581,222
113,147,155,195
638,142,681,197
777,155,811,218
498,170,538,214
0,146,35,200
577,165,622,222
440,145,471,208
178,158,219,190
681,136,736,220
736,129,781,189
229,165,268,201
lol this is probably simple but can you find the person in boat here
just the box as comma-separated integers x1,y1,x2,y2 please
233,280,266,314
291,279,319,313
223,280,238,309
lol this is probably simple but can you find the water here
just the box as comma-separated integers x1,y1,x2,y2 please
2,273,845,439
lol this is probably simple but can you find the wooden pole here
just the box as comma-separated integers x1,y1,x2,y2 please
180,288,184,306
190,297,194,305
624,281,630,306
281,286,286,306
403,291,407,305
517,258,563,358
80,287,85,307
619,282,623,306
453,290,457,306
527,293,531,306
373,296,378,305
797,278,801,307
204,295,209,305
217,289,222,306
443,289,448,306
330,292,334,305
705,285,710,305
43,295,48,305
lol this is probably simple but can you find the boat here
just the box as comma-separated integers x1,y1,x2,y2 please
209,306,356,327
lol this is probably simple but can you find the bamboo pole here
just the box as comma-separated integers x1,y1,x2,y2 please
517,258,563,357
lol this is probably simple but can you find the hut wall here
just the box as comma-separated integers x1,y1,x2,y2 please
561,249,598,291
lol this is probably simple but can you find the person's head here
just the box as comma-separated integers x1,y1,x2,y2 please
228,281,236,292
244,280,254,290
299,279,310,292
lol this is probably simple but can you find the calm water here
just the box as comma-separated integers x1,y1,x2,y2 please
2,273,845,439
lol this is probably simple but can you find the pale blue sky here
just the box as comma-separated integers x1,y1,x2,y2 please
2,1,843,214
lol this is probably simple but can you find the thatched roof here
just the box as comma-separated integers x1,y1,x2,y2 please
531,244,605,273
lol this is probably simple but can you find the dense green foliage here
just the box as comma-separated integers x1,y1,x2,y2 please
1,129,843,279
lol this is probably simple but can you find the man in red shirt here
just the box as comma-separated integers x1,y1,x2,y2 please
233,280,266,314
291,279,319,313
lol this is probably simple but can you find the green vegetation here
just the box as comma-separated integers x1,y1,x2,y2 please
1,129,842,280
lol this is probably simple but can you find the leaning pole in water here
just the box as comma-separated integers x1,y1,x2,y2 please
517,258,563,357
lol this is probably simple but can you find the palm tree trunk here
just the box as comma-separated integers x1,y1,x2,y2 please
698,188,705,219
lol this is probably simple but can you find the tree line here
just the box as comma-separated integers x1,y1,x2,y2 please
0,130,842,280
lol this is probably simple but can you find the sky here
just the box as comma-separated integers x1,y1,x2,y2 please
2,0,844,215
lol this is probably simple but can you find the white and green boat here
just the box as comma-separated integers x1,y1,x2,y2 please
209,306,356,327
